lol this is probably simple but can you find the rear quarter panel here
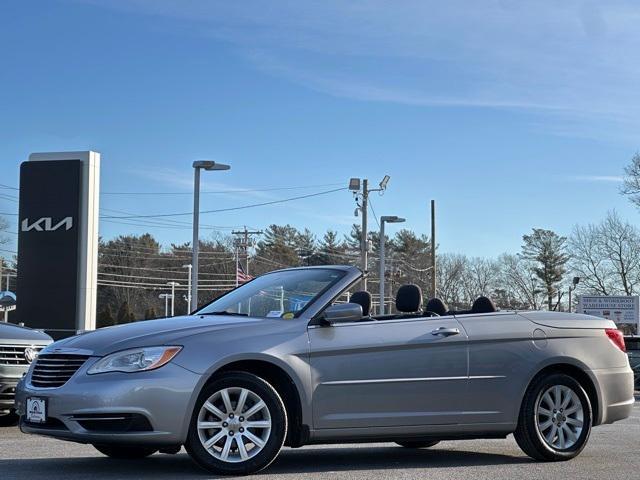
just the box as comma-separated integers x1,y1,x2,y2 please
457,311,628,428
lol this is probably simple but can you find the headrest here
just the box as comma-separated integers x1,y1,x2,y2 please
396,284,423,313
471,296,497,314
425,298,449,316
350,291,372,317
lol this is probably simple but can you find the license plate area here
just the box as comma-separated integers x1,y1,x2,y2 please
26,397,47,423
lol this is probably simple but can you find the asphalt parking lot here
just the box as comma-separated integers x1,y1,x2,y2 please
1,399,638,480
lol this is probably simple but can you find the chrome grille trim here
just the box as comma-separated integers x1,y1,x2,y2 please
0,345,44,366
30,354,91,388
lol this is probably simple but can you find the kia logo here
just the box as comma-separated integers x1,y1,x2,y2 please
21,217,74,232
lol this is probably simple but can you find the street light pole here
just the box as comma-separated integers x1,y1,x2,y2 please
379,215,405,315
191,160,230,310
167,282,180,316
159,293,170,317
183,264,192,313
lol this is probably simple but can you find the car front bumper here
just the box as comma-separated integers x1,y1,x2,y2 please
15,360,201,447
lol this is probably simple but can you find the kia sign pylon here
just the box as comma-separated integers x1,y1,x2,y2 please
16,151,100,338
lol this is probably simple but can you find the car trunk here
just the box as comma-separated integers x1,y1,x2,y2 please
517,311,616,330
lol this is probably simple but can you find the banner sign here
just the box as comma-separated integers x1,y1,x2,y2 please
576,295,639,335
16,152,100,338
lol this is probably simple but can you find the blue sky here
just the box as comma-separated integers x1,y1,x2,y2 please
1,0,639,258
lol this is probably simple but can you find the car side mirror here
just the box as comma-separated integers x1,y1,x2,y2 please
322,303,363,325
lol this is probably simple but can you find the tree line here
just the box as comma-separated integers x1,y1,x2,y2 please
4,154,640,327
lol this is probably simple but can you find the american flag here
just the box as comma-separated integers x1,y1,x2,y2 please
236,262,253,284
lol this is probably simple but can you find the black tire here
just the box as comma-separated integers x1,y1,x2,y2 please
396,440,440,449
514,373,592,462
93,444,157,459
0,411,19,427
185,371,287,476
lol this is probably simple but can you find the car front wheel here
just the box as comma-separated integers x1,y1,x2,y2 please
185,372,287,476
514,373,592,461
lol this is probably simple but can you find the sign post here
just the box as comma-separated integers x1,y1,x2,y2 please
16,151,100,338
576,295,639,335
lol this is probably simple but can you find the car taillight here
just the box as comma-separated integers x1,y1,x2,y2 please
605,328,626,352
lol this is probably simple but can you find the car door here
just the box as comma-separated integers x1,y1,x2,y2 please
308,315,469,429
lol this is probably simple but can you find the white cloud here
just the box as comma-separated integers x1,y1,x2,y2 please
566,175,624,183
82,0,640,141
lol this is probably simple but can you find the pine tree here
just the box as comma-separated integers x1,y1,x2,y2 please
97,305,115,328
116,301,134,325
522,228,569,310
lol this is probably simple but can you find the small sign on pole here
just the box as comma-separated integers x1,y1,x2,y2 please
576,295,639,335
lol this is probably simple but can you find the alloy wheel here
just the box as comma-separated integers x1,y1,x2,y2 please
535,384,584,450
197,387,272,463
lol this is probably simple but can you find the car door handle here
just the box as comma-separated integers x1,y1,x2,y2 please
431,327,460,337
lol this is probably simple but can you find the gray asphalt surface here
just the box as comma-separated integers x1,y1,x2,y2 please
1,399,638,480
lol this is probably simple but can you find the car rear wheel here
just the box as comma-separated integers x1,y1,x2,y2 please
514,373,592,461
93,444,157,459
185,372,287,476
395,440,440,449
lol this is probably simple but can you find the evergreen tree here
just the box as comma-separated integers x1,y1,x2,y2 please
522,228,569,310
97,305,115,328
116,301,134,325
144,307,157,320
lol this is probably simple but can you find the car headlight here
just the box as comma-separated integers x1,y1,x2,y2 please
87,346,182,375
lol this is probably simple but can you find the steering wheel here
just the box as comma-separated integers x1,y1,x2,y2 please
423,310,441,317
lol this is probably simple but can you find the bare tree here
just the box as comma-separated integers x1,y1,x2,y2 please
621,152,640,207
0,216,10,247
498,254,544,310
436,253,467,309
569,223,614,295
569,211,640,296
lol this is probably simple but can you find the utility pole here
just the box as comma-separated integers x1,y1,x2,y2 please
232,227,263,280
361,179,369,290
349,175,391,291
431,200,437,299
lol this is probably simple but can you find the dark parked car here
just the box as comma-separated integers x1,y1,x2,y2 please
1,322,52,425
625,336,640,390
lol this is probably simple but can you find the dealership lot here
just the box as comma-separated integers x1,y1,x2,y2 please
1,399,638,480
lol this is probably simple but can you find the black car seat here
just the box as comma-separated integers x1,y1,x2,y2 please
395,284,423,315
425,298,449,316
350,291,372,319
471,296,497,314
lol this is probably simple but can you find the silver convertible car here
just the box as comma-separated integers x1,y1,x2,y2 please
16,266,635,475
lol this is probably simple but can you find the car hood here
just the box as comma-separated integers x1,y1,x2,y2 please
0,322,52,345
44,315,266,356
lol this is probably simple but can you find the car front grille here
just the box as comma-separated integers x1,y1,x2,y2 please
0,345,43,366
30,354,91,388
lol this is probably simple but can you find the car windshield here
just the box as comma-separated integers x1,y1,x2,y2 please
196,268,346,319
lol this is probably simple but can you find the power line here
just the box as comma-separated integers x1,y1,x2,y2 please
101,187,347,219
100,182,343,196
0,184,18,190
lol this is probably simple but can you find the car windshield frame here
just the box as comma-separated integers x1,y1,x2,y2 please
194,267,348,320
